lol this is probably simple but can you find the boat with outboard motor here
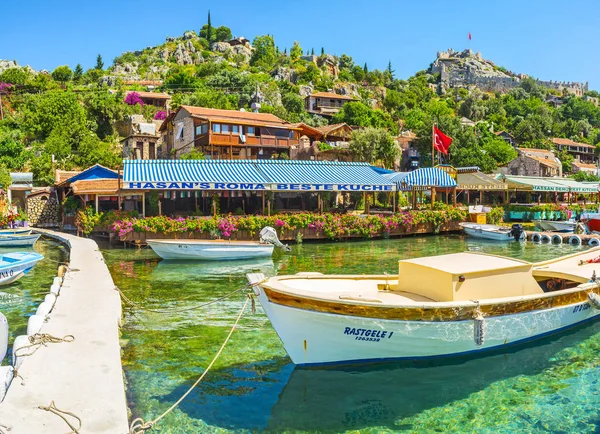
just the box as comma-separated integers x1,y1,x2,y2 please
247,248,600,366
459,222,525,241
0,233,40,247
147,226,290,261
0,252,44,286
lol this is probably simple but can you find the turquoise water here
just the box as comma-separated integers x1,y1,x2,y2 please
101,235,600,433
1,237,68,363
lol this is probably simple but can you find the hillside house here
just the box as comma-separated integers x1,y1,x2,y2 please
571,160,597,175
396,131,420,171
125,91,171,111
495,130,516,146
507,148,562,177
304,92,357,116
552,138,595,163
159,106,300,160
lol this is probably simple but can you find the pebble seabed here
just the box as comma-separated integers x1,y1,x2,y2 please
103,235,600,433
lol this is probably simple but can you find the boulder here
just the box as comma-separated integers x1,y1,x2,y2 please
0,60,18,74
185,40,196,53
183,31,196,40
166,36,176,42
299,84,314,98
272,67,297,83
210,41,231,53
174,43,194,65
231,44,253,62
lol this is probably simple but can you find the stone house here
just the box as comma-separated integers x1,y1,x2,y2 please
27,188,59,228
304,91,357,116
396,130,419,171
506,148,562,177
494,130,516,146
159,105,300,160
118,114,163,160
551,137,595,163
571,160,597,175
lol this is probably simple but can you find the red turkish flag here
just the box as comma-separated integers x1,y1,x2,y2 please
468,32,472,40
433,126,453,155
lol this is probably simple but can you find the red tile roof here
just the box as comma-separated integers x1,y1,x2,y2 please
315,123,353,136
572,161,597,169
551,138,595,149
308,92,357,100
126,91,171,100
180,105,290,127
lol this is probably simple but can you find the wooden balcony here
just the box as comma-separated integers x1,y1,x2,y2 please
208,133,298,148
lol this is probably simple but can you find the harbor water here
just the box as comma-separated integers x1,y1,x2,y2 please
1,237,69,361
102,235,600,433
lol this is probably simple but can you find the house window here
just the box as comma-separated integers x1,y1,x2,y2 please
232,125,240,134
212,123,221,133
149,143,155,159
176,124,184,140
222,124,231,134
195,124,208,135
247,126,255,136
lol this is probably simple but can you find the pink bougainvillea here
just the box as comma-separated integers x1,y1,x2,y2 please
124,92,144,106
0,82,13,93
154,111,167,120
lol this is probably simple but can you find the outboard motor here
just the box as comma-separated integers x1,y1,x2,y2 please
510,224,524,241
259,226,291,252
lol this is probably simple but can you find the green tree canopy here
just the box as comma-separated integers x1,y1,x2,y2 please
349,127,398,168
250,35,277,70
51,65,73,83
95,54,104,70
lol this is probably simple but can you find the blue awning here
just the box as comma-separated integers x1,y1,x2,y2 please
123,160,270,190
255,160,395,191
122,160,396,192
385,168,457,191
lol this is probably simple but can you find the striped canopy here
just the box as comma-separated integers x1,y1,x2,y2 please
385,168,457,191
123,159,395,191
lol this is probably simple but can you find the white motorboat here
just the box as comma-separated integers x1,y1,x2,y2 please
533,219,555,232
0,233,40,247
0,228,31,236
0,252,44,286
459,222,524,241
545,220,577,233
147,227,288,261
247,249,600,366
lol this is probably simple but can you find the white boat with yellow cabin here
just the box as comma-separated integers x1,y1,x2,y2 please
248,249,600,366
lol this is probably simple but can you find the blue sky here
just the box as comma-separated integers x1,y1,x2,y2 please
2,0,598,88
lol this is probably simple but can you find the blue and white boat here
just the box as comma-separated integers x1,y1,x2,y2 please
459,222,525,242
0,252,44,286
0,233,40,247
0,228,31,236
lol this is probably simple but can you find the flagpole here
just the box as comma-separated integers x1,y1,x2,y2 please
431,123,435,167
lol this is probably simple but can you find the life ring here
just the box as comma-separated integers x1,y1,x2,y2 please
531,233,542,243
589,238,600,247
569,235,582,246
551,234,563,245
541,234,552,243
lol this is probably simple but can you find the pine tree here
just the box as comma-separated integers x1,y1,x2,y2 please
387,60,394,78
95,54,104,70
363,62,368,74
321,47,324,55
73,63,83,82
283,48,287,55
207,10,213,42
311,48,314,55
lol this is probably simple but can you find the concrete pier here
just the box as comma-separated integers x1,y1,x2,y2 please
1,230,128,433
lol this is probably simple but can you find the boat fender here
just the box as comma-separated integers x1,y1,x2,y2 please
53,276,62,286
0,365,14,403
58,265,68,278
50,283,61,295
12,335,30,371
588,291,600,309
569,235,582,246
540,234,552,244
473,311,485,346
0,313,7,362
531,233,542,243
551,234,563,245
589,238,600,247
44,293,57,308
27,315,44,336
36,301,52,317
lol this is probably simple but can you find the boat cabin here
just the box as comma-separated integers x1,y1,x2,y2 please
397,253,545,302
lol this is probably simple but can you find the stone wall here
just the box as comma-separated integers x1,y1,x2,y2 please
27,194,59,227
172,116,195,158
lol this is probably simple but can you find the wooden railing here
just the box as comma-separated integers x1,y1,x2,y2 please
208,133,298,148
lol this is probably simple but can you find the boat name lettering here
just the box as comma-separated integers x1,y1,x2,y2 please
126,182,267,190
573,303,591,313
0,269,14,279
276,183,393,192
344,327,391,341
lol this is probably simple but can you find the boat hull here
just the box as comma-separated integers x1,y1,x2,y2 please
0,228,31,236
533,220,555,231
546,221,575,232
147,239,274,260
258,289,600,366
460,223,520,241
0,234,40,247
0,252,44,286
585,217,600,233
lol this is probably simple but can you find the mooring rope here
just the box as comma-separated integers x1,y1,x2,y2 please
0,422,10,434
128,296,251,433
13,334,75,358
115,283,252,314
38,400,82,434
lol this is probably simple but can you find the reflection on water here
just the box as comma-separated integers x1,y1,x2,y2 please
102,235,600,433
0,237,68,362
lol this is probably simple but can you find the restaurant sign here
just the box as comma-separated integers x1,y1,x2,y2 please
125,182,394,192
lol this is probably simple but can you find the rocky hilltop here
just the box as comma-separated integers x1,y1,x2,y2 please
430,48,588,96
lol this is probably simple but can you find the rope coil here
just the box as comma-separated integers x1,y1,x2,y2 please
38,400,81,434
13,334,75,358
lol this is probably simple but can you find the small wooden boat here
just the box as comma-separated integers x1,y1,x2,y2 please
0,233,40,247
0,252,44,286
147,226,288,261
247,249,600,366
460,222,524,241
0,228,31,236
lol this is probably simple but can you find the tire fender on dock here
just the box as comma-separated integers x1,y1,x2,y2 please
541,234,552,243
531,233,542,243
569,235,582,246
551,234,563,245
589,238,600,247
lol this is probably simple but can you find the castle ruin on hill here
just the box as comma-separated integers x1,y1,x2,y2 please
430,48,588,96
